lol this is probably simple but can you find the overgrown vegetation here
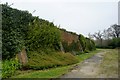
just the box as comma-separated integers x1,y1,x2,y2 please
78,34,96,52
2,4,61,59
2,3,96,78
26,17,61,51
2,58,21,78
78,34,86,52
25,51,79,70
12,49,101,78
61,33,96,54
2,4,34,59
62,41,80,53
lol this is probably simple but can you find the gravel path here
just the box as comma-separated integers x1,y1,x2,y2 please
60,51,106,78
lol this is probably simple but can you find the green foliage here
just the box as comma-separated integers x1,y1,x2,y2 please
62,41,80,53
12,65,72,78
96,38,120,49
62,34,96,54
69,41,80,52
85,38,96,51
109,38,120,48
2,4,61,59
62,41,69,52
26,18,61,51
78,34,86,51
2,58,21,78
2,4,34,59
24,51,79,70
78,34,96,52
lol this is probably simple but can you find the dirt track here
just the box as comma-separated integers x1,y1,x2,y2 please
60,50,108,78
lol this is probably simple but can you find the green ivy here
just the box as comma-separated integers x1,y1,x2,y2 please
2,4,61,59
2,4,34,59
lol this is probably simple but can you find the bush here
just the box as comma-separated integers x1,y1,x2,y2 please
62,41,69,52
109,38,120,48
79,34,96,52
62,41,81,53
78,34,86,51
2,58,21,78
26,18,61,51
85,38,96,51
96,38,120,49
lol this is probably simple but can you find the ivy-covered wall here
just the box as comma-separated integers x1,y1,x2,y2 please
60,30,96,53
2,4,61,59
2,4,34,59
2,4,96,60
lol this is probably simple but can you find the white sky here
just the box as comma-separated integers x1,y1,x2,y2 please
1,0,119,37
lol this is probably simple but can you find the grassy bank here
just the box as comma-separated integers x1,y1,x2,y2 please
98,49,118,78
11,49,102,78
26,51,79,70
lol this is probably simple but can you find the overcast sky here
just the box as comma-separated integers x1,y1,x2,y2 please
1,0,119,37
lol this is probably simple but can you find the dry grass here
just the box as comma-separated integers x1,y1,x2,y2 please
98,49,118,78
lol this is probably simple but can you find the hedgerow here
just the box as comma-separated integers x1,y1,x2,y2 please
2,4,61,59
26,17,61,52
2,4,34,59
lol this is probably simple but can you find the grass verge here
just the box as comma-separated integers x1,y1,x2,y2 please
11,49,102,78
98,49,118,78
11,64,75,78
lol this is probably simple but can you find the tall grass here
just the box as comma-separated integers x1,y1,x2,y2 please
24,51,79,70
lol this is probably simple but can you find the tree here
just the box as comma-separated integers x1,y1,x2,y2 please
88,33,94,39
110,24,120,38
92,31,103,47
109,38,120,48
103,29,112,40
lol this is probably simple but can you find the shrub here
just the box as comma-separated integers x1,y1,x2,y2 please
109,38,120,48
62,41,80,53
62,41,69,52
2,58,21,78
26,18,61,52
78,34,86,51
85,38,96,51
